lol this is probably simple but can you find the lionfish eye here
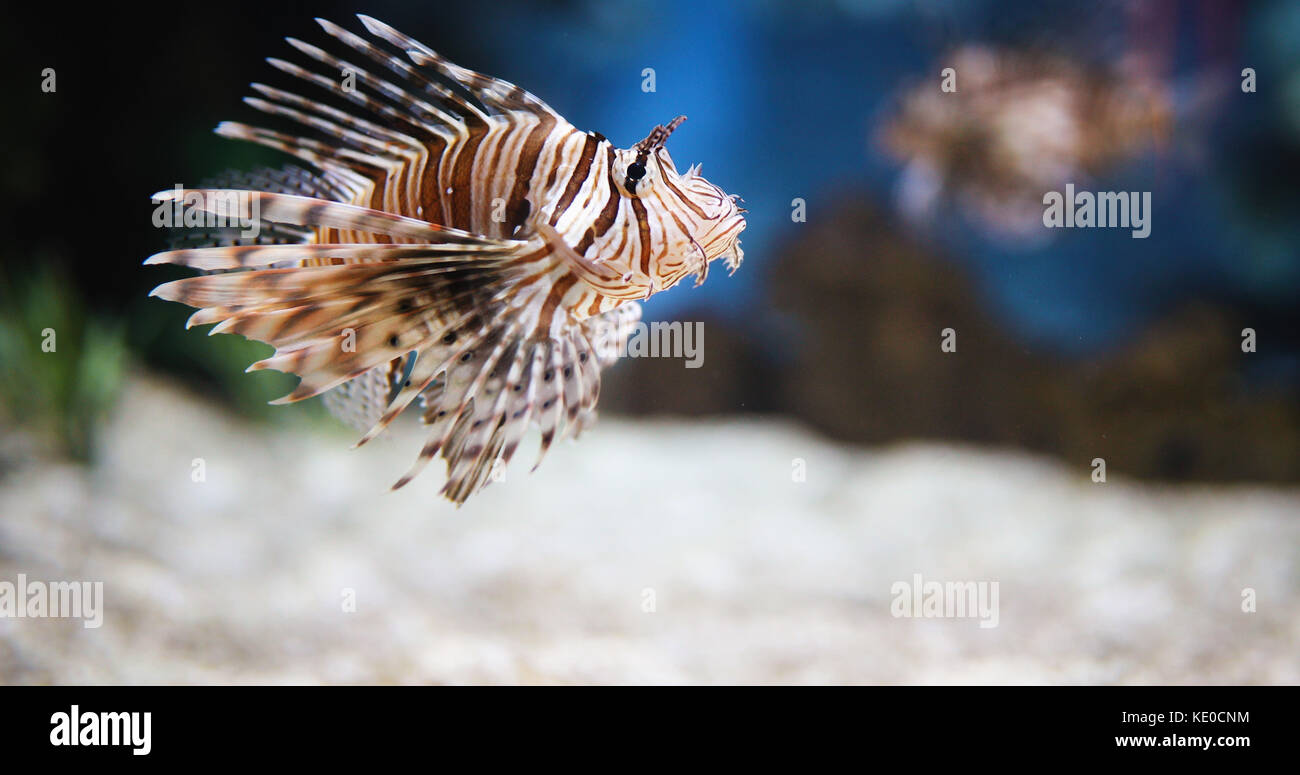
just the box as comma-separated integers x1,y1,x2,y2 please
626,162,646,181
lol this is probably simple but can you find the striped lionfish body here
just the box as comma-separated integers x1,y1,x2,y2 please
146,15,745,504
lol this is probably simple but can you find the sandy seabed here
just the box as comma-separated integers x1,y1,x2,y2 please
1,376,1297,684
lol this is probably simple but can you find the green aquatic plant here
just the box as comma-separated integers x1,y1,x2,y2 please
0,265,128,461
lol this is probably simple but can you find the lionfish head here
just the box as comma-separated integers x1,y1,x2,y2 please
611,116,746,277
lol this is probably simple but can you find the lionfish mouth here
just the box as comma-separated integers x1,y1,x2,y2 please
701,192,746,276
718,238,744,275
703,218,745,275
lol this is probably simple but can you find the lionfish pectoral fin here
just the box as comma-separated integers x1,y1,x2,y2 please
147,188,514,249
376,298,643,504
151,166,343,255
536,223,623,285
146,223,523,401
149,220,635,506
536,224,648,302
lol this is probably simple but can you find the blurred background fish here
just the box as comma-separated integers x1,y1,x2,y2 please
879,45,1174,238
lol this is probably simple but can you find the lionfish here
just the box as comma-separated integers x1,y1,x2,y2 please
879,45,1172,238
145,16,745,503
